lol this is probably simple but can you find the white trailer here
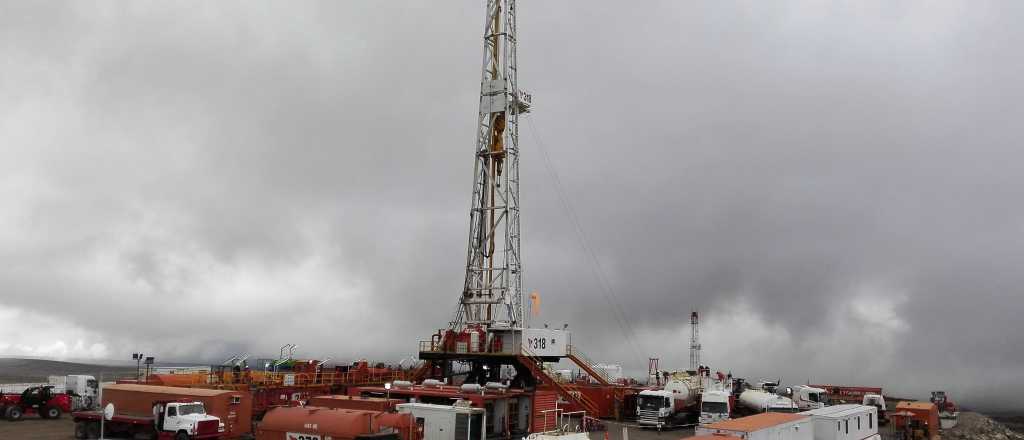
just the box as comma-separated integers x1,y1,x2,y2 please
397,402,486,440
696,412,813,440
801,404,880,440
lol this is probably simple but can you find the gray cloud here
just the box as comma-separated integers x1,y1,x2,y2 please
1,1,1023,412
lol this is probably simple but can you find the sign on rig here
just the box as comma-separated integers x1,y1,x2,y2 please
519,328,568,358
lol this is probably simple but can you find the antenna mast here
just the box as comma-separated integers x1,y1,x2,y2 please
689,310,701,371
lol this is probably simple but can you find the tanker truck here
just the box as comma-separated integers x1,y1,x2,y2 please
637,375,700,428
737,389,799,414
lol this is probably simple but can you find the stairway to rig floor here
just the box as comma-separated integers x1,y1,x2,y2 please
516,350,599,416
566,345,612,385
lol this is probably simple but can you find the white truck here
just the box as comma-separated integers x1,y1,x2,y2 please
637,376,700,428
861,394,886,424
698,389,731,425
789,385,829,411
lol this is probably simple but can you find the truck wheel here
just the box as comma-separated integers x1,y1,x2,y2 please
86,422,101,439
75,421,89,439
175,430,190,440
5,405,23,421
44,406,61,419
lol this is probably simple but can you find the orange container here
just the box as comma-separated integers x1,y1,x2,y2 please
307,395,402,412
257,406,416,440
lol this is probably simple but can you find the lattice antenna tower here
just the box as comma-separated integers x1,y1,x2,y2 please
689,310,701,371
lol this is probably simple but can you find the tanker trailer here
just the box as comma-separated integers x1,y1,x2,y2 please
256,406,415,440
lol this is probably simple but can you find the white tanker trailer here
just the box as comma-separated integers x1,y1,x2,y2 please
738,389,799,413
637,376,700,428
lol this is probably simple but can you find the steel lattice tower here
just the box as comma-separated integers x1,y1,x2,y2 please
689,310,701,371
452,0,531,331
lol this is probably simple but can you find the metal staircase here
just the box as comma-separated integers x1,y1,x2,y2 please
516,350,599,416
566,345,612,386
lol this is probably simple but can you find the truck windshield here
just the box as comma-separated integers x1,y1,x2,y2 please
809,392,821,402
177,404,206,416
638,396,668,411
702,402,728,414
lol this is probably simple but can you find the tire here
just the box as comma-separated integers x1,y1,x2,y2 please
5,405,23,421
175,430,191,440
44,406,61,419
75,421,89,439
86,421,101,439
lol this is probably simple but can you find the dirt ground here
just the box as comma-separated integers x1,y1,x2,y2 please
0,415,75,440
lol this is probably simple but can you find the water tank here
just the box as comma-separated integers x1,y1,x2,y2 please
391,380,413,389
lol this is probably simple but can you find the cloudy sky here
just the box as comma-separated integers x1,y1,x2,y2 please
2,1,1023,410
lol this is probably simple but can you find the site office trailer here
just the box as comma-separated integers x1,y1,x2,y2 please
696,413,813,440
801,404,880,440
397,403,485,440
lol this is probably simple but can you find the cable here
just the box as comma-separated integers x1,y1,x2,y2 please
524,115,645,361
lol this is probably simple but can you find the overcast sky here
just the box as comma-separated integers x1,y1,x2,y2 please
2,1,1023,411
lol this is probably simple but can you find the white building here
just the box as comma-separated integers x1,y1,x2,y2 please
801,404,881,440
397,402,486,440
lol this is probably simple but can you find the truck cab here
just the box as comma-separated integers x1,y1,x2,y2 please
698,390,730,425
637,390,677,428
154,401,223,439
863,393,887,424
790,385,828,410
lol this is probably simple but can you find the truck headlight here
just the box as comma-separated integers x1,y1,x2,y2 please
219,422,226,432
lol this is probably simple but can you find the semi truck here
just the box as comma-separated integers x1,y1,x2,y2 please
636,375,700,428
698,389,732,425
787,385,828,411
73,399,223,439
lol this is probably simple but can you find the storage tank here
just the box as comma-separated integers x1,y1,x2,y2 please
664,378,700,409
257,406,414,440
738,389,798,413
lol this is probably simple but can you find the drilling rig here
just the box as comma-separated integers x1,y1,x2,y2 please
416,0,570,388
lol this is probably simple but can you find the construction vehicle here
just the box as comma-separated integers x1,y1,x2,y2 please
1,374,99,410
636,373,700,428
73,399,223,439
0,385,73,421
930,391,959,429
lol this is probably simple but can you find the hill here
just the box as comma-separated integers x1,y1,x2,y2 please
0,358,140,382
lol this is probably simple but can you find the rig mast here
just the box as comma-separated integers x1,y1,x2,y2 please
453,0,531,331
689,310,701,371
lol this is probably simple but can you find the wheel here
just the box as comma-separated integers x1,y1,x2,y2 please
75,421,89,439
44,406,61,419
86,421,101,439
5,405,23,421
175,430,191,440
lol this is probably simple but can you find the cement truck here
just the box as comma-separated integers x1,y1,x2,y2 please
637,375,700,428
737,389,799,414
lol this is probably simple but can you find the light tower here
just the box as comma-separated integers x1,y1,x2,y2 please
453,0,531,331
689,310,701,371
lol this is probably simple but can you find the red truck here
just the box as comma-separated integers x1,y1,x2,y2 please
0,385,73,421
